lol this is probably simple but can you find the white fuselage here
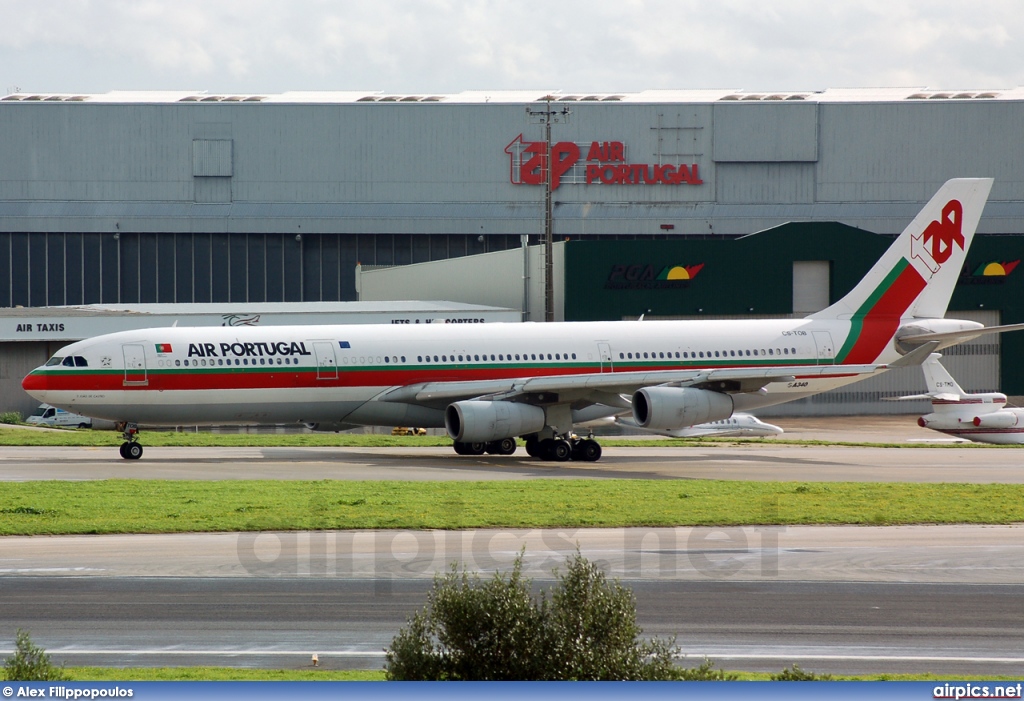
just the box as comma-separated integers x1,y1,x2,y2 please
23,318,881,427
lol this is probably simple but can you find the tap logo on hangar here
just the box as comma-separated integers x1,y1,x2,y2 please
505,135,703,189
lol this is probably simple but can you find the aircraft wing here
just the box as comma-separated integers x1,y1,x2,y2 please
378,362,885,408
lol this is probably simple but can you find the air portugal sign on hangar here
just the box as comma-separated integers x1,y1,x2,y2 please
505,135,703,189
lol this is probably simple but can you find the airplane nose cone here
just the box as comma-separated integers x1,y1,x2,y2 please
21,369,49,402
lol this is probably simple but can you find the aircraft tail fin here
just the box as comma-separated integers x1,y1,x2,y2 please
809,178,993,364
809,178,993,323
920,353,966,398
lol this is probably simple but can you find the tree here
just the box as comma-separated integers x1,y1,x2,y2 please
540,552,679,680
385,551,683,681
3,629,68,681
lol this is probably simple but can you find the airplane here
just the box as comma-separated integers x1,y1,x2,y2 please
893,353,1024,444
614,412,783,438
21,178,1018,462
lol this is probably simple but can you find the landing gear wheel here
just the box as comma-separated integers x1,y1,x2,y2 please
453,441,487,456
486,438,517,455
573,439,602,462
117,422,143,460
549,439,572,462
525,439,540,458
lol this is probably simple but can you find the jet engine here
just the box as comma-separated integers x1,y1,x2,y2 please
917,414,962,430
631,386,733,431
445,400,546,443
972,411,1020,429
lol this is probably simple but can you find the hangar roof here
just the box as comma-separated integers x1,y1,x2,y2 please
2,87,1022,104
1,301,520,342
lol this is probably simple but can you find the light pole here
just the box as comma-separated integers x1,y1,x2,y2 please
526,96,570,322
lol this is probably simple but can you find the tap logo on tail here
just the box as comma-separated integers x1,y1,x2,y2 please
911,200,964,274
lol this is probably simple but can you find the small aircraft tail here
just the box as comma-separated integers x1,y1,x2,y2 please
809,178,993,364
920,353,966,398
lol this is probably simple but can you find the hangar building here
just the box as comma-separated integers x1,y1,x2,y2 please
2,87,1024,414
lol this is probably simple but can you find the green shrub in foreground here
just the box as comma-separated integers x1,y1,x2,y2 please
4,629,68,681
386,551,702,681
0,411,22,425
772,663,834,681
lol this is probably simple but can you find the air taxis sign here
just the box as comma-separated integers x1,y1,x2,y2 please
505,135,703,190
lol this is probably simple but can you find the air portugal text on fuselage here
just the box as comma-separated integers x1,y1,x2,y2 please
185,341,312,359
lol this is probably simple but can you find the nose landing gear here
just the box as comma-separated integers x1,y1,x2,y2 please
115,422,143,460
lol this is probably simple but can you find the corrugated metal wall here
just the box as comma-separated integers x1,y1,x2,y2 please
2,98,1023,235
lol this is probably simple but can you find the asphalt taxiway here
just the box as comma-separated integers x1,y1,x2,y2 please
0,442,1019,482
1,526,1022,675
1,419,1021,675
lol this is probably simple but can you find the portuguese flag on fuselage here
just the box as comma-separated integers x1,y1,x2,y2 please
155,343,173,354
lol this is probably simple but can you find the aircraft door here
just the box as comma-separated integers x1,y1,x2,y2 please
597,342,613,372
812,331,835,365
312,341,338,380
122,344,148,385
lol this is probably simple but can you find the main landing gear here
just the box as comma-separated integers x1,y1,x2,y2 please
525,436,602,463
451,435,601,461
453,437,518,456
115,422,143,460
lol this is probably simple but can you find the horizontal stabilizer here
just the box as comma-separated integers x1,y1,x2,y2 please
898,322,1024,347
885,392,959,402
888,341,941,368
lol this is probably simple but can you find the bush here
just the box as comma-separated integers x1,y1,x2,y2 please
0,412,22,425
386,551,685,681
677,657,738,681
771,664,833,681
3,629,68,681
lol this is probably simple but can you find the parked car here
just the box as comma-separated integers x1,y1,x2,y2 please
391,426,427,436
25,403,93,428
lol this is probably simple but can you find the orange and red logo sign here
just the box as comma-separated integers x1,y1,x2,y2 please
505,135,703,190
605,263,704,290
972,260,1019,277
960,258,1020,285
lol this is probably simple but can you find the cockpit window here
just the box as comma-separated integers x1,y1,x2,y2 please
74,356,88,367
45,357,64,366
62,357,75,367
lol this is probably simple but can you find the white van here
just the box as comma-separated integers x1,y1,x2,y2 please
26,404,93,428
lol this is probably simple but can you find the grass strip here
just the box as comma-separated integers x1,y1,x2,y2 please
62,666,1024,682
67,667,384,681
2,479,1023,535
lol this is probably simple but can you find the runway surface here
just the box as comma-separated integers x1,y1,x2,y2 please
1,442,1022,482
1,526,1023,675
1,422,1022,676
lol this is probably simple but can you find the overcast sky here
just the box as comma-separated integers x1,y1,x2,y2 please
2,0,1021,96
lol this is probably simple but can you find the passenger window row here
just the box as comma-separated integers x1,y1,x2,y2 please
172,357,301,367
618,347,799,360
415,353,578,363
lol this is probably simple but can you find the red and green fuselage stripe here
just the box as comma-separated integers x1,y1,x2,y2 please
23,355,825,394
835,257,927,365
